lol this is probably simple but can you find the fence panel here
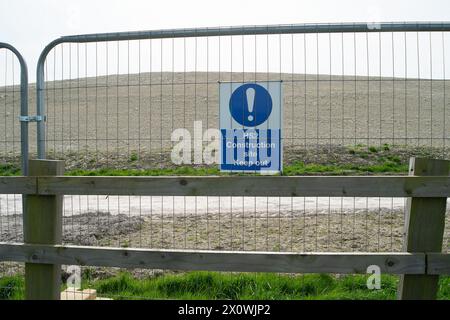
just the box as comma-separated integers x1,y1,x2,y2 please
30,24,450,260
0,43,29,242
0,42,29,298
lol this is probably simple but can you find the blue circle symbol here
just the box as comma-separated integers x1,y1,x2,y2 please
229,83,272,127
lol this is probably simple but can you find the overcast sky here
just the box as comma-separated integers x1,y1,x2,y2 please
1,0,450,83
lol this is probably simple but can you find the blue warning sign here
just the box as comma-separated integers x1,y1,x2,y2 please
219,81,282,173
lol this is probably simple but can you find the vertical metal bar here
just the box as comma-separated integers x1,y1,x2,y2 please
37,47,50,159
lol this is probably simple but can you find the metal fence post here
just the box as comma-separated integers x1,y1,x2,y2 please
36,48,51,160
398,157,450,300
24,159,64,300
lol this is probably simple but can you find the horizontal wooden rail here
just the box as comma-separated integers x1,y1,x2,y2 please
427,253,450,275
0,176,36,194
1,176,450,197
0,242,431,275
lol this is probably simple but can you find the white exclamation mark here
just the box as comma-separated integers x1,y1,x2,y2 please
246,87,255,122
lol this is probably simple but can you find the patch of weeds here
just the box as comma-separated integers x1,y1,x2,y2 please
284,161,408,175
0,275,24,300
358,152,369,159
2,273,449,300
93,272,449,300
129,153,138,162
66,166,222,177
0,163,21,176
386,155,401,164
438,276,450,299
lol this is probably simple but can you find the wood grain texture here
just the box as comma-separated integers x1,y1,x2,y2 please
0,242,426,275
24,160,64,300
398,157,450,300
427,253,450,275
37,176,450,197
0,176,36,194
0,175,448,197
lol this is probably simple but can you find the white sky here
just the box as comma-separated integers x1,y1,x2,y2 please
1,0,450,83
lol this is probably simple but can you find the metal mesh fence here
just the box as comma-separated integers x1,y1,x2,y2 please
0,45,26,298
41,33,450,161
0,46,24,245
32,28,450,257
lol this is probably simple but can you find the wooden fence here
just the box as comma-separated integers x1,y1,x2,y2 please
0,158,449,300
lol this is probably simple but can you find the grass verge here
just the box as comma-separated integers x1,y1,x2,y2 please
65,162,408,176
0,163,409,177
0,275,24,300
1,272,449,300
0,164,21,176
0,145,414,176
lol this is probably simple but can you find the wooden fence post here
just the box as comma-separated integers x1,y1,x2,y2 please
398,157,449,300
24,159,64,300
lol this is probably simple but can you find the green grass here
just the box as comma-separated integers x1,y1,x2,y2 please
0,275,24,300
0,144,413,177
65,161,408,177
60,145,410,176
282,161,408,175
129,153,138,162
103,272,397,300
0,144,415,176
0,164,21,176
2,272,449,300
93,272,450,300
65,166,222,176
0,161,411,177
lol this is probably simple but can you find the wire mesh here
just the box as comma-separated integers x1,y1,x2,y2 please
34,29,450,256
0,47,23,245
0,47,25,299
